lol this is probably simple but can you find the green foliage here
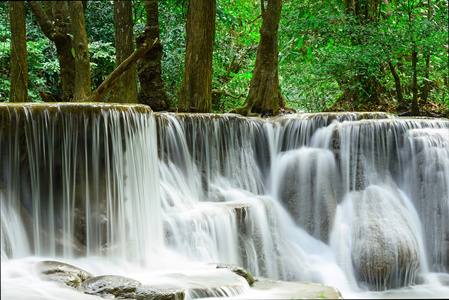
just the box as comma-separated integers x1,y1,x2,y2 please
1,0,447,114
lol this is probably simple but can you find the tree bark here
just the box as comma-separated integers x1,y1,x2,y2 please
387,61,405,110
9,1,28,102
68,1,91,102
136,0,170,110
109,0,138,103
178,0,216,113
87,39,157,103
411,45,419,115
28,1,76,101
237,0,286,116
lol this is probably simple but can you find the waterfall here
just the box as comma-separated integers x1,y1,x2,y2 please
1,104,448,298
0,103,161,265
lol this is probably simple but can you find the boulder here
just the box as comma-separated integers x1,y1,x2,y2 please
80,275,141,298
133,286,185,300
216,263,255,286
35,260,94,288
350,185,421,289
277,148,338,243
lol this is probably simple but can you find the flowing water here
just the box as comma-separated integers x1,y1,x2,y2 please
1,104,448,299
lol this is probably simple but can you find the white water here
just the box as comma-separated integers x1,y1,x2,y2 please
1,106,449,299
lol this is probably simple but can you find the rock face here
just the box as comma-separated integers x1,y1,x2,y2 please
35,260,94,288
350,185,421,289
276,148,338,243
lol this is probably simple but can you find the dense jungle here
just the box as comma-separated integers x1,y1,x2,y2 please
1,0,448,117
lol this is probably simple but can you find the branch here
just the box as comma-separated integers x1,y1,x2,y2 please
28,1,58,41
212,89,242,100
86,38,158,102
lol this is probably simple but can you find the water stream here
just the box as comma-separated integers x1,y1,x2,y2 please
1,104,448,298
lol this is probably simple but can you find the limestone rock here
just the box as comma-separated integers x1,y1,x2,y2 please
350,185,421,289
216,263,255,286
252,277,343,299
35,260,94,288
80,275,142,298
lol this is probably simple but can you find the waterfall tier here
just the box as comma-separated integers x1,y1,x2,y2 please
1,104,448,298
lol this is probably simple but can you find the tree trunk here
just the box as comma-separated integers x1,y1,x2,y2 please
387,61,405,110
421,0,432,104
178,0,216,113
109,0,138,103
136,0,169,110
238,0,286,116
28,1,76,101
9,1,28,102
68,1,91,102
411,45,419,115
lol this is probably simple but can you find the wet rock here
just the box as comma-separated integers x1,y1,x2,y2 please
133,286,185,300
35,260,94,288
80,275,142,298
277,149,338,243
216,263,255,286
253,277,343,299
350,186,420,289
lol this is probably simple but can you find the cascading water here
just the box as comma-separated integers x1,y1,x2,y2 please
1,104,449,299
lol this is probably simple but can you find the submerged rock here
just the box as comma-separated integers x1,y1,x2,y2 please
35,260,94,288
252,277,343,299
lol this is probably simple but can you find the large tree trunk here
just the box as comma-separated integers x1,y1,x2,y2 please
178,0,216,113
9,1,28,102
28,1,75,101
68,1,91,102
109,0,137,103
237,0,286,116
136,0,170,110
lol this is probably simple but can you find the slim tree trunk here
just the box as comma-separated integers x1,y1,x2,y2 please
411,45,419,115
238,0,286,116
422,0,432,104
178,0,216,113
68,1,91,102
9,1,28,102
387,61,405,110
136,0,169,110
109,0,137,103
28,1,75,101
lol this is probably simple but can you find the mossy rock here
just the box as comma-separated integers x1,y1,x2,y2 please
35,260,94,288
216,263,255,286
80,275,142,298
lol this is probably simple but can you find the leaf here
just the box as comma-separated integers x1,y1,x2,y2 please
297,37,304,50
307,47,312,60
71,48,75,58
